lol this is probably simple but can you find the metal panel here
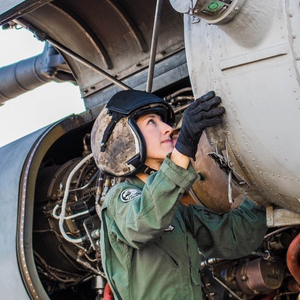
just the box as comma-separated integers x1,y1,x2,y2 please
84,50,188,110
184,0,300,211
266,206,300,227
0,0,51,25
13,0,184,99
0,107,99,299
0,127,47,300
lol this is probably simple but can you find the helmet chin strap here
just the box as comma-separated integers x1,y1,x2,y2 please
139,164,157,175
126,155,157,175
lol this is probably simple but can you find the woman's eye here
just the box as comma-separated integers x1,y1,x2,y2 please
148,119,155,125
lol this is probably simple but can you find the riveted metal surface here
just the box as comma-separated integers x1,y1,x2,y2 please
0,128,47,300
184,0,300,211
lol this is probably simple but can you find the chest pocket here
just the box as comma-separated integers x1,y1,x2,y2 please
154,239,179,268
156,218,186,267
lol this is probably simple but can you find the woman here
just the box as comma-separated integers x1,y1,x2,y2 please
91,90,267,300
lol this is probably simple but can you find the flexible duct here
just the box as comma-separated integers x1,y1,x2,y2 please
287,233,300,286
104,283,114,300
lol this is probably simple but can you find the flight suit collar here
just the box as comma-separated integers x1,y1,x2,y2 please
126,175,145,189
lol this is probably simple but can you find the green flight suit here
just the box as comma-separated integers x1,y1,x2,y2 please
100,155,267,300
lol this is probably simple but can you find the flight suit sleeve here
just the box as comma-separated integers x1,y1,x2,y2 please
104,155,198,249
179,199,267,259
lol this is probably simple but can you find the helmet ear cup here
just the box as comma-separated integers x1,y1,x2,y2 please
91,108,140,177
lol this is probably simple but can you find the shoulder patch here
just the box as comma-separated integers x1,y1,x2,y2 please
120,188,142,203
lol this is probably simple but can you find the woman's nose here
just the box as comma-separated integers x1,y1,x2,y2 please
161,121,173,134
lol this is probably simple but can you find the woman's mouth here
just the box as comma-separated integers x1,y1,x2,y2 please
161,139,173,144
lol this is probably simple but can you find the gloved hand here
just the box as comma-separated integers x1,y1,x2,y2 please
175,91,225,160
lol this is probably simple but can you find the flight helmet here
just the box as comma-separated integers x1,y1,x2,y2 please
91,90,175,177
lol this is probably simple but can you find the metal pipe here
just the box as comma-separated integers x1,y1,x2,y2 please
164,87,193,101
228,170,233,204
58,153,93,244
146,0,163,93
264,225,293,239
46,37,132,91
0,54,51,104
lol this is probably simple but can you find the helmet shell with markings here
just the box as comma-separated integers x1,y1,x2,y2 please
91,90,175,177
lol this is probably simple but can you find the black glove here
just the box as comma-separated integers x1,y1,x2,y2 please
175,91,225,160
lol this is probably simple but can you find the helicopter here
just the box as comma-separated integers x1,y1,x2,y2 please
0,0,299,299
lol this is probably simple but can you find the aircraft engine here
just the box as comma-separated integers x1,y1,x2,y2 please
1,0,300,299
0,88,298,300
33,152,103,297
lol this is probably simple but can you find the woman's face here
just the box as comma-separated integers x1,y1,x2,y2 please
136,113,174,170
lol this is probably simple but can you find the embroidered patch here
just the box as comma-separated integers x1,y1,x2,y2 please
120,189,142,203
164,225,175,232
